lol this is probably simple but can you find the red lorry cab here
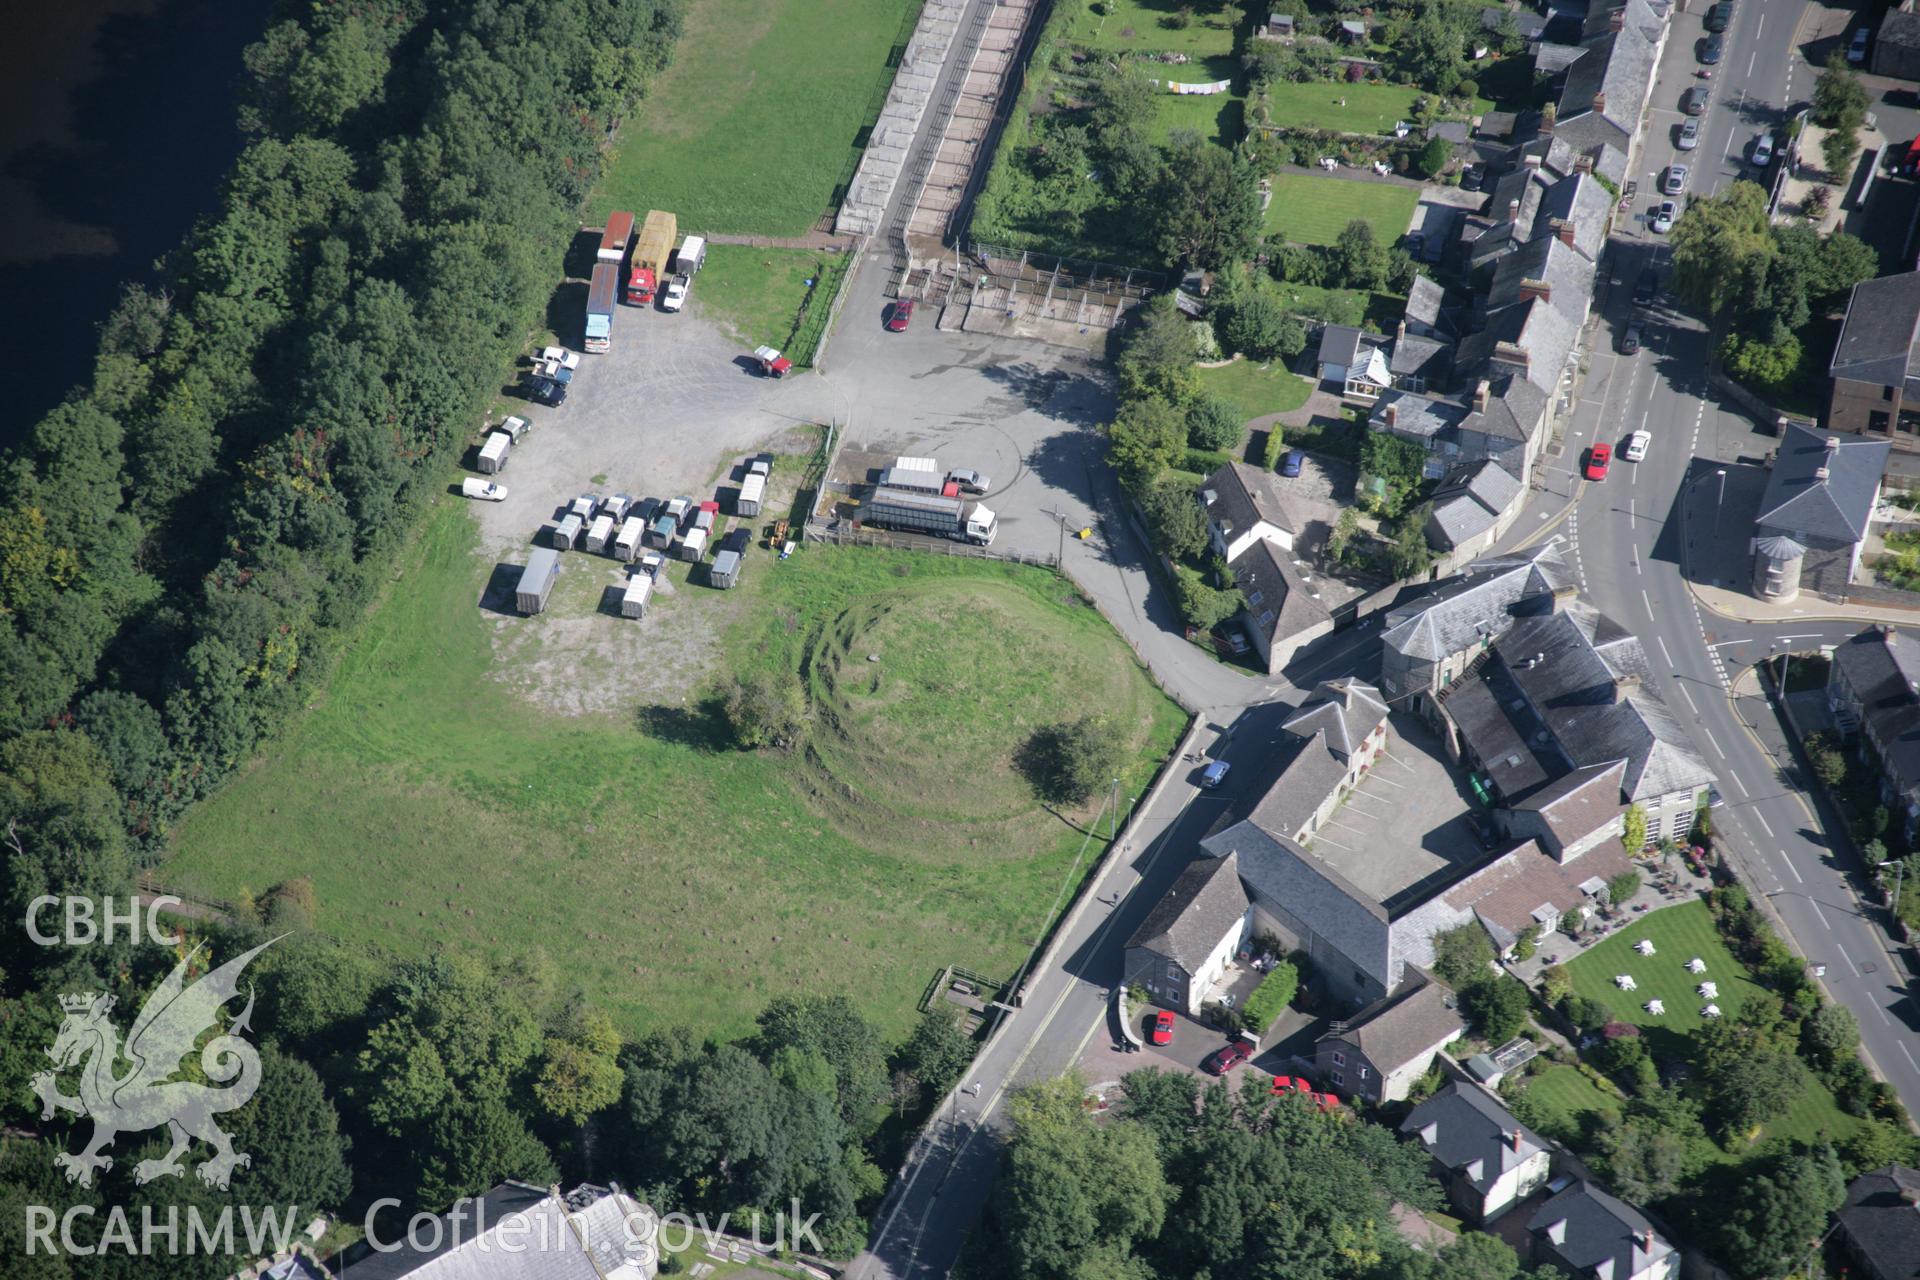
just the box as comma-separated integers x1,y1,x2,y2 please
627,266,657,305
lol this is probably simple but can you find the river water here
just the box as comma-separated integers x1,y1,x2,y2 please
0,0,264,450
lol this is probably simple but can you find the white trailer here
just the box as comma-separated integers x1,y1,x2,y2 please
676,234,707,274
711,549,741,588
614,516,646,562
585,514,615,554
570,495,600,523
554,513,584,550
679,526,710,561
477,431,511,474
620,570,656,619
737,472,766,517
516,547,560,614
603,493,634,523
879,456,941,492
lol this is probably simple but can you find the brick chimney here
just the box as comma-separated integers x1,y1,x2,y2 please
1505,1129,1524,1152
1508,197,1521,223
1397,319,1408,341
1518,277,1551,303
1473,379,1491,413
1592,90,1607,116
1553,217,1577,247
1386,403,1399,427
1493,340,1530,373
1609,7,1624,33
1613,672,1641,703
1575,152,1594,174
1825,434,1841,449
1815,466,1831,481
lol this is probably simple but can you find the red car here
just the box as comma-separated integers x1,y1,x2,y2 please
1271,1075,1340,1110
887,299,915,332
1150,1010,1175,1046
1202,1039,1253,1075
1584,441,1611,481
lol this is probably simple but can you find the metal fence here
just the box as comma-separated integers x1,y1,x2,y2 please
968,242,1166,296
805,517,1059,568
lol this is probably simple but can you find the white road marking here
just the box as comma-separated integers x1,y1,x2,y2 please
1782,848,1802,883
1657,635,1674,666
1776,634,1824,642
1678,680,1697,712
1641,587,1653,616
1730,771,1749,797
1902,1042,1919,1072
1753,809,1773,836
1810,899,1831,930
1698,723,1723,757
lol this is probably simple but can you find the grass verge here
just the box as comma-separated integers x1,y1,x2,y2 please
165,503,1184,1039
696,245,851,364
591,0,920,235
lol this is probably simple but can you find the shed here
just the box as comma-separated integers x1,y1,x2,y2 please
648,513,678,548
554,513,584,550
737,472,767,516
515,547,560,615
477,432,511,474
620,570,656,619
711,549,742,589
585,514,615,554
680,526,710,562
615,516,646,562
1339,18,1366,42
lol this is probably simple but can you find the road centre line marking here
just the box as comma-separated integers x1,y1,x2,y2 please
1753,809,1774,836
1657,635,1674,666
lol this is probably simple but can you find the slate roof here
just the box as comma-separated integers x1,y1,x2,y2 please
1320,324,1368,368
1530,171,1611,260
1205,819,1395,988
1511,759,1629,850
1381,541,1571,663
1491,604,1715,802
1249,726,1352,838
1883,10,1920,55
1390,334,1454,384
1831,627,1920,798
1319,977,1464,1072
1231,537,1332,645
1461,375,1550,452
1837,1165,1920,1280
1282,679,1389,757
1529,1182,1676,1280
1457,292,1579,397
1442,666,1553,797
1403,1082,1550,1190
1480,6,1549,41
1201,461,1298,543
1756,422,1889,548
1375,391,1469,442
1830,270,1920,390
1476,109,1521,140
1441,837,1631,949
1126,852,1249,969
339,1183,655,1280
1429,459,1523,549
1405,276,1453,336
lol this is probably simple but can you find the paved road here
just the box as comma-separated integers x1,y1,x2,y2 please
1558,0,1920,1109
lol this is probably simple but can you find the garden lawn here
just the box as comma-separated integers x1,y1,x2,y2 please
1151,85,1245,147
1258,79,1493,135
1264,173,1419,245
1523,1064,1624,1132
695,245,851,365
1195,358,1314,425
1061,0,1241,56
590,0,918,235
165,502,1185,1041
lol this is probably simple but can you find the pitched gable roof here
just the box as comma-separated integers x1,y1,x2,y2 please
1429,460,1523,549
1320,977,1464,1072
1231,537,1332,645
1837,1165,1920,1280
1512,759,1629,849
1248,726,1352,838
1403,1082,1550,1188
1756,422,1888,547
1282,680,1389,756
1381,541,1571,664
1125,853,1250,969
1529,1182,1675,1280
1830,270,1920,387
1832,627,1920,798
1441,837,1632,949
1201,461,1298,543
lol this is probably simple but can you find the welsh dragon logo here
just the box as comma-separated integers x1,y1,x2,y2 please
31,938,279,1190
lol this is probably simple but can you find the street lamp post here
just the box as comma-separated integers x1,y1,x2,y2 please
1880,858,1906,920
1715,467,1726,510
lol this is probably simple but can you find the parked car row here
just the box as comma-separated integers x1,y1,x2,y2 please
1584,430,1653,482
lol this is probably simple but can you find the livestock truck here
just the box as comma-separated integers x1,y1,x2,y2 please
626,210,678,305
584,262,618,353
858,486,997,546
597,211,634,264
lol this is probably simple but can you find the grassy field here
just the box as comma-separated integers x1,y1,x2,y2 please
696,245,851,364
165,502,1184,1039
590,0,919,235
1264,173,1420,245
1258,80,1492,135
1195,358,1314,425
1523,1064,1624,1133
1151,84,1244,147
1061,0,1241,55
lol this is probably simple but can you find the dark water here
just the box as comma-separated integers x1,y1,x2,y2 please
0,0,265,451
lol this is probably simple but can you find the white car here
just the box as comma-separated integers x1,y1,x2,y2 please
1663,164,1689,196
1624,430,1651,463
1849,26,1870,64
1652,200,1678,233
461,478,509,501
539,345,580,370
662,274,691,312
1751,132,1774,167
1677,118,1699,150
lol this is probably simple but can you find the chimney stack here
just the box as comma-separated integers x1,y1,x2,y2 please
1473,379,1491,414
1386,403,1399,427
1506,1129,1523,1152
1575,153,1594,174
1592,90,1608,115
1609,7,1624,33
1519,278,1551,304
1493,340,1530,373
1815,466,1831,481
1613,672,1642,703
1509,198,1521,223
1825,435,1841,449
1553,217,1577,247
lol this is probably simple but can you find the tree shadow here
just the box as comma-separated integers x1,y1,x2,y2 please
634,698,731,752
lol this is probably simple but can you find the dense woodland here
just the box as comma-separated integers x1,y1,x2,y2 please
0,0,979,1271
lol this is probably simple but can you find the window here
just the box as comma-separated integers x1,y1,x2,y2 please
1330,1070,1344,1086
1332,1051,1346,1067
1166,963,1180,981
1871,410,1892,434
1358,1065,1370,1080
1885,385,1897,402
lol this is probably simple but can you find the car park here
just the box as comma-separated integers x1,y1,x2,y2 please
1663,164,1689,195
1203,1039,1253,1075
1849,26,1870,64
887,299,915,332
1282,449,1305,477
1683,85,1709,116
1750,132,1774,167
1705,1,1733,33
1678,118,1699,150
1700,32,1723,64
1652,200,1677,233
1585,442,1612,481
1625,430,1651,462
1151,1010,1175,1046
1619,325,1642,355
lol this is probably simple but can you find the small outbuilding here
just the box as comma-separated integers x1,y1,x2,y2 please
553,513,584,550
515,547,560,615
711,548,741,588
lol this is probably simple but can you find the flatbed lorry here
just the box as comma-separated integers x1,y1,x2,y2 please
858,486,997,546
626,210,678,305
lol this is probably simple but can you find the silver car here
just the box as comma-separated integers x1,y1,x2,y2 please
1751,132,1774,167
1677,118,1700,150
1663,164,1689,196
948,468,991,494
1652,200,1678,233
